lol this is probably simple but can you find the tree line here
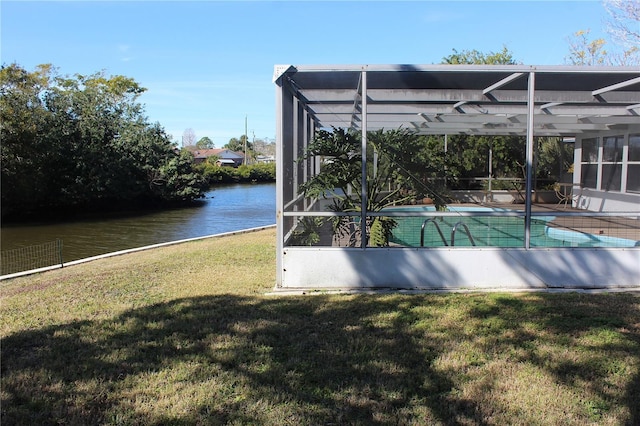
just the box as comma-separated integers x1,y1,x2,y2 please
0,64,208,221
0,63,276,222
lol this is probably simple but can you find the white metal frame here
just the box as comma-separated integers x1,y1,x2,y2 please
274,65,640,290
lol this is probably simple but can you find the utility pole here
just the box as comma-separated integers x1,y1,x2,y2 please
244,115,248,165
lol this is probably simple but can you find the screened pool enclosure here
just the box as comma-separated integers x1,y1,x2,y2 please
274,65,639,290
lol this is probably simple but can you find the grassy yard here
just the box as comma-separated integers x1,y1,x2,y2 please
1,228,639,425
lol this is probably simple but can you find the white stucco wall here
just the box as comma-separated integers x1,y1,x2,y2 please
280,247,640,290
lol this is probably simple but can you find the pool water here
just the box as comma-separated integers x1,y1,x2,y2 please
385,206,637,248
391,215,555,247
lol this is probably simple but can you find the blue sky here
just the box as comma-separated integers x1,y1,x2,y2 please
2,1,611,145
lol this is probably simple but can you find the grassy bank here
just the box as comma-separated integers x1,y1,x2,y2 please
2,228,639,425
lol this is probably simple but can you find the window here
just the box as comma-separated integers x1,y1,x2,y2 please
581,138,598,163
580,138,598,189
581,134,640,194
600,135,623,192
603,135,623,162
627,165,640,193
628,134,640,161
602,164,622,191
581,164,598,189
627,134,640,193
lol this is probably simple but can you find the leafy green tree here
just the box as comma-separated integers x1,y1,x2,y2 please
438,47,526,190
154,149,208,201
298,128,417,246
205,154,220,165
224,135,257,164
536,137,574,183
196,162,275,185
196,136,214,149
224,137,242,152
0,63,206,219
224,135,253,153
42,71,147,206
0,64,54,215
442,46,519,65
248,163,276,181
199,163,236,183
367,132,451,206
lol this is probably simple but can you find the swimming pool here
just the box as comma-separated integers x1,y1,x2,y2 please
383,206,638,248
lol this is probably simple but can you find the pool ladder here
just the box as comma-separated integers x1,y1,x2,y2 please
421,219,476,247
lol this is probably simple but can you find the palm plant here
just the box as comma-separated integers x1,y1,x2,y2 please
297,128,417,247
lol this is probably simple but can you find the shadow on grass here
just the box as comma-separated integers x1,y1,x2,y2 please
2,293,639,425
468,293,640,424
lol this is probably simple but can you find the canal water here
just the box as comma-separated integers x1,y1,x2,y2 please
0,183,276,264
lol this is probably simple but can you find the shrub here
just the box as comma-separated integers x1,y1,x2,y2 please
198,162,276,186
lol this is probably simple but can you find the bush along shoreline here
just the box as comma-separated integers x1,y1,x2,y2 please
1,163,275,224
198,162,275,185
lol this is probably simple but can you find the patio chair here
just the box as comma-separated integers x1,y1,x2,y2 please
554,182,574,208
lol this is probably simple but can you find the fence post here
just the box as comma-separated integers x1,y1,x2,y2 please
57,239,64,268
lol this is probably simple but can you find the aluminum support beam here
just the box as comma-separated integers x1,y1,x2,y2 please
308,103,637,117
483,72,525,95
275,79,291,288
292,97,299,206
301,89,640,105
525,72,535,249
592,76,640,96
351,73,363,129
360,69,368,249
302,108,309,211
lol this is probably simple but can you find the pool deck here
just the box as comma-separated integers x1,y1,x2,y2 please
480,202,640,242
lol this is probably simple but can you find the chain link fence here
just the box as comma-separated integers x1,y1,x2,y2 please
1,240,63,276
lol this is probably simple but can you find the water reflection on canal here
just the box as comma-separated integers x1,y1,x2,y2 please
1,183,275,263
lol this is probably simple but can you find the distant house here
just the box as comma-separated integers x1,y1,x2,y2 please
216,158,236,167
256,155,276,164
186,148,245,167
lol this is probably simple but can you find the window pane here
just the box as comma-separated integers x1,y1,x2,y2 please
602,164,622,191
581,138,598,162
627,165,640,193
629,134,640,162
603,136,623,162
581,164,598,189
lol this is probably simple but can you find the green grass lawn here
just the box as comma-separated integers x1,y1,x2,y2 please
2,228,639,425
